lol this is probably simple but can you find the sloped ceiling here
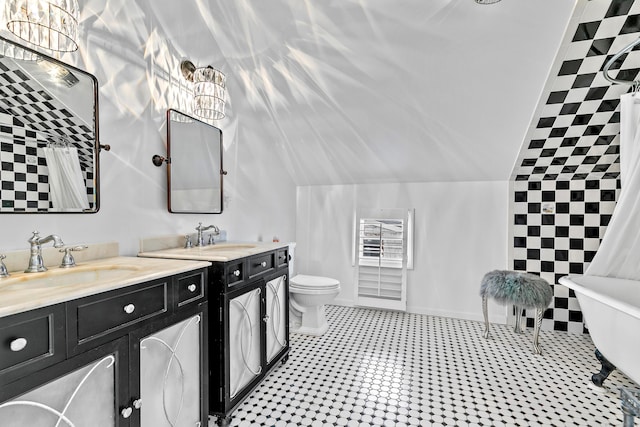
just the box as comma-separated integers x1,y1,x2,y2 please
144,0,577,185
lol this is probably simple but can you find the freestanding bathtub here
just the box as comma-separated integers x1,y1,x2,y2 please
559,275,640,387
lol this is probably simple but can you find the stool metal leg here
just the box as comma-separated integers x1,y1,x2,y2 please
482,295,489,339
532,307,544,355
514,306,523,334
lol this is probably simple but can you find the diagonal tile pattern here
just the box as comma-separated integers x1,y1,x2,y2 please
512,0,640,182
210,305,635,426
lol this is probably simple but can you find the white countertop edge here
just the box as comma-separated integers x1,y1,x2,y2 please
138,241,290,262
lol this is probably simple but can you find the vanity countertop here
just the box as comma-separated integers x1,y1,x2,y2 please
138,241,289,262
0,256,211,318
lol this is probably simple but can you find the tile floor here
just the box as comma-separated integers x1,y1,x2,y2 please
210,305,636,426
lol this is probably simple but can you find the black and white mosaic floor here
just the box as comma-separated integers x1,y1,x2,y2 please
211,305,635,426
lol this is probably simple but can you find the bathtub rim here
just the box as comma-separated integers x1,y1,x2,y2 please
559,274,640,320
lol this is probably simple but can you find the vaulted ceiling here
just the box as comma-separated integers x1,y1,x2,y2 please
137,0,578,185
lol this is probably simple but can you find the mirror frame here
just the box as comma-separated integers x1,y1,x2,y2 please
166,108,224,214
0,35,101,213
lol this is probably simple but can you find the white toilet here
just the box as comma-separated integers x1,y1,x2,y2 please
289,274,341,336
288,244,340,336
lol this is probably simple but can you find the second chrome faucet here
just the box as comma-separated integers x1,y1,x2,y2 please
195,222,220,247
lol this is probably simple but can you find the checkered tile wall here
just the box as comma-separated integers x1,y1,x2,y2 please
511,179,619,334
0,58,95,212
510,0,639,332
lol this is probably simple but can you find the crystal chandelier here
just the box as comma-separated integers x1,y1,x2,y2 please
5,0,79,53
181,60,227,121
475,0,501,4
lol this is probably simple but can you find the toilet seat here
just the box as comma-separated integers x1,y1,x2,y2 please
290,274,340,289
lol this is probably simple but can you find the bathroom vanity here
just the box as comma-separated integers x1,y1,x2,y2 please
0,255,211,427
138,241,290,426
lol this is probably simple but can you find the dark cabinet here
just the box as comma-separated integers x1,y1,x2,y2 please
0,267,208,427
208,247,290,426
0,303,66,385
0,335,129,427
131,305,208,427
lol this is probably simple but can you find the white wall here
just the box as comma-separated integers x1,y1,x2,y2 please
295,181,510,323
0,2,297,256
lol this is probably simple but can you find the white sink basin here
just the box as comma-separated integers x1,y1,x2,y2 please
0,264,143,289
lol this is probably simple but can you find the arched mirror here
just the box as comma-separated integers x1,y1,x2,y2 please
164,109,224,213
0,35,101,213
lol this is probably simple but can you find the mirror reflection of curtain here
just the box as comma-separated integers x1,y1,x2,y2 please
43,146,89,211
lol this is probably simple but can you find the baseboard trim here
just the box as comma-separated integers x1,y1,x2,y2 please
328,301,507,325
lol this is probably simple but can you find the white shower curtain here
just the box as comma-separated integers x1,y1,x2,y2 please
43,146,90,211
586,92,640,279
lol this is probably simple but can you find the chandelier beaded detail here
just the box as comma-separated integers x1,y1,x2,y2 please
181,60,227,121
5,0,79,53
193,66,226,120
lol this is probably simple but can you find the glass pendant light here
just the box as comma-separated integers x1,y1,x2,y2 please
5,0,79,53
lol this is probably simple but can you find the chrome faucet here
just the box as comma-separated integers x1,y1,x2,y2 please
0,254,9,278
195,222,220,246
25,231,64,273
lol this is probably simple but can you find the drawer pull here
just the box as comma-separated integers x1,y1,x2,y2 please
187,284,197,292
121,407,133,418
133,398,143,409
124,304,136,314
9,337,27,352
233,269,241,277
261,261,267,267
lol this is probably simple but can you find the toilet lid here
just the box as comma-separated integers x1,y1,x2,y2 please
290,274,340,289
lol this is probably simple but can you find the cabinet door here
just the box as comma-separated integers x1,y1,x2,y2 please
0,337,128,427
228,286,262,400
265,274,288,364
137,311,206,427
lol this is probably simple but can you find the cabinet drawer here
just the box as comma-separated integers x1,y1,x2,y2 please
276,248,288,269
73,281,168,344
0,304,65,385
249,253,274,278
225,261,245,286
177,271,205,307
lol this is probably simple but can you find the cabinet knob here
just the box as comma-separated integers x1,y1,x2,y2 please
233,269,241,277
261,261,267,267
121,407,133,418
133,399,142,409
262,315,270,323
123,304,135,314
9,337,27,352
187,284,197,292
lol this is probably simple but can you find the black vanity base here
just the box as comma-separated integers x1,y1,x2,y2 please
592,348,616,387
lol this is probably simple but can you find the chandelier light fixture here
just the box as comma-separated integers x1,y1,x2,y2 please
475,0,502,4
5,0,79,53
181,60,227,121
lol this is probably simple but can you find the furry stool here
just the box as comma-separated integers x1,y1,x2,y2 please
480,270,553,355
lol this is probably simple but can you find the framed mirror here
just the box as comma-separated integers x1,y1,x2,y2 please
0,35,100,213
166,109,224,213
